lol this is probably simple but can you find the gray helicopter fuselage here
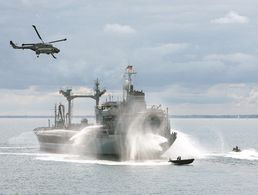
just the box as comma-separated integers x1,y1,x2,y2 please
32,43,60,54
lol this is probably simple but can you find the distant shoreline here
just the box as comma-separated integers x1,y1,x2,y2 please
170,115,258,118
1,115,258,119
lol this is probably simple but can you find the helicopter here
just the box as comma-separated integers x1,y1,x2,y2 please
10,25,67,59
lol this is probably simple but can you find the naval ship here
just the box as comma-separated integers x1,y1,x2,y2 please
34,66,177,160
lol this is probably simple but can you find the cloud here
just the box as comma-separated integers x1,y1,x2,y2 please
204,53,256,64
0,86,96,115
132,43,189,67
211,11,249,24
104,24,136,34
140,43,188,55
244,88,258,104
70,87,93,95
147,83,258,115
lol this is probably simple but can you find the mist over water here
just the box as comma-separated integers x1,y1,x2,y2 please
6,118,258,164
8,131,38,146
67,117,170,160
124,114,169,160
69,125,103,156
36,123,258,164
66,119,208,161
70,125,103,144
2,118,258,164
163,130,208,159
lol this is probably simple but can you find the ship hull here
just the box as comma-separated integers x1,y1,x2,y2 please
34,127,175,160
35,129,119,156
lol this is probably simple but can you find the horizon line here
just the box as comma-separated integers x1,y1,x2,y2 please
1,114,258,119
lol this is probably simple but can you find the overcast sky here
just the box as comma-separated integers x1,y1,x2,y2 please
1,0,258,115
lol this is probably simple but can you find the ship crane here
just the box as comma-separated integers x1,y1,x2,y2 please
59,79,106,127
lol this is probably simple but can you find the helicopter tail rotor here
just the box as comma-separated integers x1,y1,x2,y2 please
10,41,17,48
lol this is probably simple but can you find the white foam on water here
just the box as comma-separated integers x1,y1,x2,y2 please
36,155,171,166
224,148,258,161
0,146,37,149
205,148,258,161
0,151,79,159
0,152,36,156
0,152,49,156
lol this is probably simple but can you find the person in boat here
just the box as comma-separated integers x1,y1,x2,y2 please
233,146,241,152
168,156,181,162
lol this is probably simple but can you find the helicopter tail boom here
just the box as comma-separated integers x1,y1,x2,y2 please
10,41,34,50
22,43,35,46
10,41,19,49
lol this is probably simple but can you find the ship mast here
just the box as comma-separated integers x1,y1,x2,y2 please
59,80,106,127
123,65,136,101
94,79,106,107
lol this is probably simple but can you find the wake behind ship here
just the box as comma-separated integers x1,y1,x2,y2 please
34,66,177,160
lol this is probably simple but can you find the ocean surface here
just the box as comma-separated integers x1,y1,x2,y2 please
0,118,258,194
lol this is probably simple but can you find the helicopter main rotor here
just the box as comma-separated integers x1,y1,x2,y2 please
32,25,44,43
49,38,67,44
32,25,67,44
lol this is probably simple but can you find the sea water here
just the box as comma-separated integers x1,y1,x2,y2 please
0,118,258,194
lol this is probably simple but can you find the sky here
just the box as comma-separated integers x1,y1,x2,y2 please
1,0,258,115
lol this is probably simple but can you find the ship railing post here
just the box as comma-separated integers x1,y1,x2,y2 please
54,104,57,128
67,98,71,128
